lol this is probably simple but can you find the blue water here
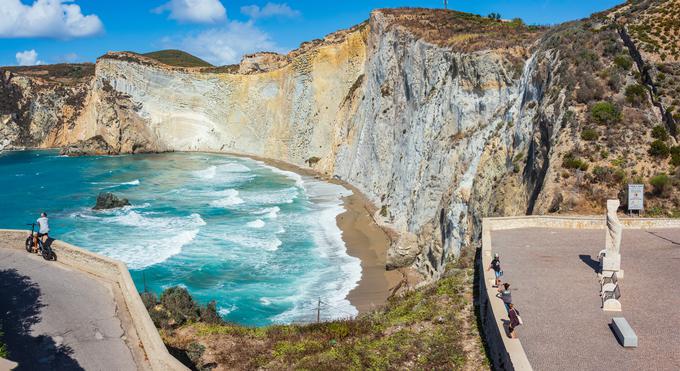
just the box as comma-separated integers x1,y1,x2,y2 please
0,150,360,326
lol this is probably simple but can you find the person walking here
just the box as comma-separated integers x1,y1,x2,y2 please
497,283,512,313
508,303,522,339
488,253,502,287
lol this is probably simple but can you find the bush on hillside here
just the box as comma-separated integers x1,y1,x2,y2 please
581,128,599,141
613,54,633,70
652,125,669,141
160,287,201,326
671,146,680,166
510,18,525,27
144,287,224,329
593,166,626,184
140,291,158,311
649,139,670,158
590,101,621,125
576,78,605,103
562,153,589,171
625,84,648,106
199,301,223,325
650,173,672,196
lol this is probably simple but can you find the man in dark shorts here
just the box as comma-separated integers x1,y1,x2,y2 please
34,212,50,252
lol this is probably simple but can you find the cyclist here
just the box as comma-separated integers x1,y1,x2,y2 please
34,212,50,253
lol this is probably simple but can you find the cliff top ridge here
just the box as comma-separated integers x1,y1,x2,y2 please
374,7,546,52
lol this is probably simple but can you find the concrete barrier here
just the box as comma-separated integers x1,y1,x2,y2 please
0,230,188,371
479,216,680,371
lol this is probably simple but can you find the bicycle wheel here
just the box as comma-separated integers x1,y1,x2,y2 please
41,246,51,260
25,237,34,252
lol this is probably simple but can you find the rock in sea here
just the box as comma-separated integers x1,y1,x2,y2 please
60,135,116,157
93,192,131,210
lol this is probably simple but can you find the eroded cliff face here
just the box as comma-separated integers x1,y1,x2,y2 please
3,7,663,281
0,11,549,280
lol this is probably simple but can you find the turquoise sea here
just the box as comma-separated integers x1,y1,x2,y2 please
0,150,360,326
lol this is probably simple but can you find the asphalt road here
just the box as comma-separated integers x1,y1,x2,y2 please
0,247,137,371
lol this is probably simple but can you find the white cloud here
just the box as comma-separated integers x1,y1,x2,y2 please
154,0,226,24
16,50,44,66
0,0,103,39
168,21,281,65
240,3,300,19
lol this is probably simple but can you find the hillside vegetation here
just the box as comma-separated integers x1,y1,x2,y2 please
377,8,544,52
534,0,680,217
2,64,94,84
145,252,486,371
142,50,213,67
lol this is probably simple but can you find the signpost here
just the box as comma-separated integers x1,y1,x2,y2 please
628,184,644,215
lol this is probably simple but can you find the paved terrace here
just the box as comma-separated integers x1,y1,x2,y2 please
0,238,139,370
491,227,680,371
0,230,188,371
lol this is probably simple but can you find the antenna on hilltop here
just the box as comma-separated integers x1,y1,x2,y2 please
444,0,448,9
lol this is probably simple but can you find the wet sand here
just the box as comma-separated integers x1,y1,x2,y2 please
217,151,402,314
337,184,402,313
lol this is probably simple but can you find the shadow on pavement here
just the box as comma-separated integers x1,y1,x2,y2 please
0,269,84,371
578,254,600,273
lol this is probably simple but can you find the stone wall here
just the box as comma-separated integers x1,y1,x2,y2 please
0,230,188,371
479,216,680,371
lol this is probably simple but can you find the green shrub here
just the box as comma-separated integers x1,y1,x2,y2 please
613,54,633,70
186,342,206,366
625,84,647,106
649,173,671,195
592,166,625,184
670,146,680,166
140,291,158,311
581,128,599,141
0,327,7,359
649,139,670,158
160,286,200,326
652,125,669,141
199,300,223,324
562,153,589,171
510,18,525,27
590,101,621,125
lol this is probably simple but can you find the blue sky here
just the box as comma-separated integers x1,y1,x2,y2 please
1,0,623,67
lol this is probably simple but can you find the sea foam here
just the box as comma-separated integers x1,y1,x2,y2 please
247,219,266,228
210,189,244,207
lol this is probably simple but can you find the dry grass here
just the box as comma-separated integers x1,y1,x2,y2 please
376,8,545,52
612,0,680,62
161,251,488,370
2,64,94,84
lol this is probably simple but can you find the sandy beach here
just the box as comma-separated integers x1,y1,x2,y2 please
337,184,402,313
219,151,402,314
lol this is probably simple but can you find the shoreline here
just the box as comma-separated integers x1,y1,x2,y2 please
206,151,404,313
5,148,404,315
336,183,403,313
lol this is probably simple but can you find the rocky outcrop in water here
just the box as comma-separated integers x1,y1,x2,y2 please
60,135,116,156
93,192,131,210
1,4,674,280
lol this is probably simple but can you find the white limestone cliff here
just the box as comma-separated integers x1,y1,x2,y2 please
0,11,566,280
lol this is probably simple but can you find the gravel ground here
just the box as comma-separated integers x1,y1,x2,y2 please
491,227,680,371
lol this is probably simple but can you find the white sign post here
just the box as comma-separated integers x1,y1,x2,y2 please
628,184,644,215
